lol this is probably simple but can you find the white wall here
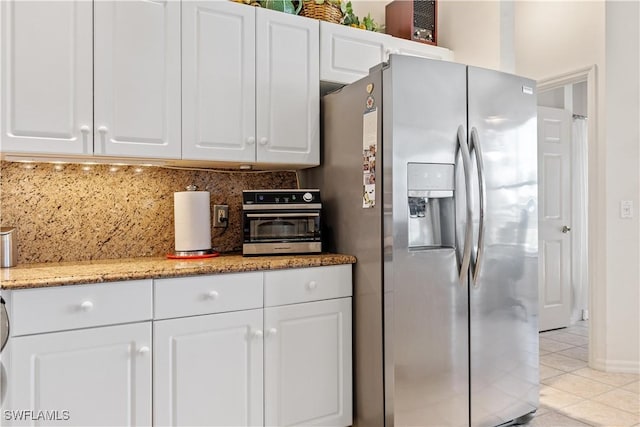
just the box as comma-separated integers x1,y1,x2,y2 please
438,0,502,70
603,0,640,373
515,1,605,80
514,0,639,373
573,82,587,117
349,0,388,25
537,88,564,110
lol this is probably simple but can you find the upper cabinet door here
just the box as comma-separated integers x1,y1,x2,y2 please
319,21,389,85
0,0,92,155
182,1,256,163
256,8,319,166
94,0,181,159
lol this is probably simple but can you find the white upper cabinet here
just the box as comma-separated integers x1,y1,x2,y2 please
182,0,256,163
386,36,454,61
182,2,319,167
94,0,181,159
320,20,453,85
256,8,319,166
1,0,180,159
319,21,390,85
0,0,93,155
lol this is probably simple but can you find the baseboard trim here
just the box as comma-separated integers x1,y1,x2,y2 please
591,357,640,374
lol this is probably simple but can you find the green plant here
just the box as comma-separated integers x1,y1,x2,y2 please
361,13,380,32
339,1,380,31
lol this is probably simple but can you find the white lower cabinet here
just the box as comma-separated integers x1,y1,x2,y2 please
153,309,264,427
3,265,352,427
153,265,353,427
264,298,352,427
6,322,152,427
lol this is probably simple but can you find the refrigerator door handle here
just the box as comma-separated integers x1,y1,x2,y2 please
457,125,473,284
469,127,486,286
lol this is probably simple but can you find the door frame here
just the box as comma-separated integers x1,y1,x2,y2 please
537,65,599,368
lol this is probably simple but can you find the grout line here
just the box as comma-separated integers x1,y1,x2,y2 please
537,324,640,427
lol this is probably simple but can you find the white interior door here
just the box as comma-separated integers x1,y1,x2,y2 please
538,106,572,331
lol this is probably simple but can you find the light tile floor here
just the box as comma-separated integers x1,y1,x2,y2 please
523,321,640,427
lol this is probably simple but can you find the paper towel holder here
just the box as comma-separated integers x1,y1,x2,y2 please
169,184,219,259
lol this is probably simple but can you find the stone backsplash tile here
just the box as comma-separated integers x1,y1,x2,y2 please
0,161,297,264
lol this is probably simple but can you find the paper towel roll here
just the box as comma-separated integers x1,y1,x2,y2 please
174,191,212,252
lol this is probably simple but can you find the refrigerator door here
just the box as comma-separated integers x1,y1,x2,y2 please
467,67,539,426
383,55,468,427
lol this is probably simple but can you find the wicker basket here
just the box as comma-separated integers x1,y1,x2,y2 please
300,1,342,24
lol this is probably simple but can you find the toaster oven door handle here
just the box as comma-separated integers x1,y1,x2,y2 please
245,213,320,218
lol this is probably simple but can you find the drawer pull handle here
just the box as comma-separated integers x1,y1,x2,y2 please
267,328,278,337
252,330,263,339
206,291,219,300
307,281,318,291
80,301,94,311
137,346,150,355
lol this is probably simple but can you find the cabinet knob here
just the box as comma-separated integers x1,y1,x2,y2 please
307,281,318,291
137,346,150,355
98,126,108,134
247,136,256,145
252,330,263,338
80,301,94,311
267,328,278,336
259,137,269,146
80,125,91,133
206,290,219,300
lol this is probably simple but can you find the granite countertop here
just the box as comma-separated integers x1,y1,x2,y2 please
0,253,356,290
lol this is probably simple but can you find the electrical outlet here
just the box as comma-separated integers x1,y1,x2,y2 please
213,205,229,228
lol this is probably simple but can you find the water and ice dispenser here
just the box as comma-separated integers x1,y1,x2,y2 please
407,163,455,249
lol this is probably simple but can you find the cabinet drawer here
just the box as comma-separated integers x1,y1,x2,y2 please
10,280,152,336
264,265,352,307
154,272,263,320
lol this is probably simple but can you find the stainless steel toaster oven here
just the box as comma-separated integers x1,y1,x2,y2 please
242,190,322,256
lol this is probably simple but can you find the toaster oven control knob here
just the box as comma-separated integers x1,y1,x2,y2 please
303,192,313,202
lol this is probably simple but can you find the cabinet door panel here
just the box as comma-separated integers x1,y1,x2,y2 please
182,1,255,163
1,0,92,155
265,298,352,427
94,0,181,159
319,21,389,85
256,9,319,166
6,323,151,427
154,310,263,427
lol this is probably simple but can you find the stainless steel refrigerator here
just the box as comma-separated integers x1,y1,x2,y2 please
306,55,539,427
